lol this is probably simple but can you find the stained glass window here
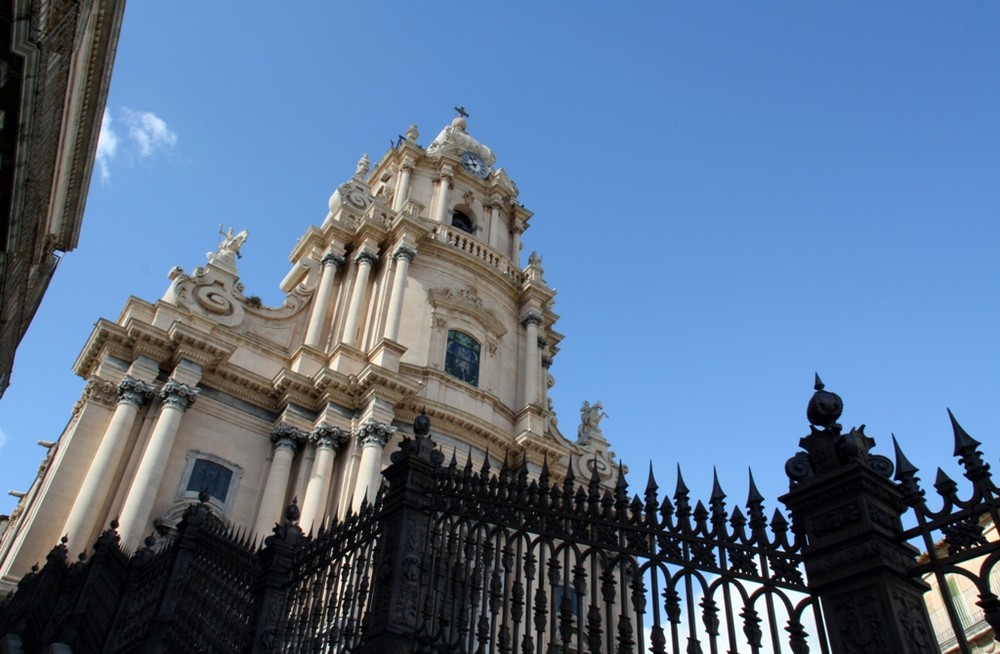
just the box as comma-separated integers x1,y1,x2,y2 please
186,459,234,503
445,330,480,387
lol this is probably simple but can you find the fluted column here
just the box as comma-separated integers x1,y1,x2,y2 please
351,420,395,512
118,379,199,548
299,424,350,532
432,166,453,223
383,246,416,341
253,424,307,536
393,158,414,212
342,250,378,348
303,252,345,349
521,311,543,407
63,376,155,553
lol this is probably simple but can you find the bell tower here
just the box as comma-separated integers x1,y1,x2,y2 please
0,115,621,590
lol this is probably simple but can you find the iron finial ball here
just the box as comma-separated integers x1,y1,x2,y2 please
806,373,843,430
284,498,301,525
414,407,431,437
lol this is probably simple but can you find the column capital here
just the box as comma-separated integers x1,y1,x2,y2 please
270,423,307,452
392,245,417,262
541,355,553,369
321,252,345,268
160,379,199,411
311,423,350,451
117,376,156,407
400,156,416,171
511,219,526,234
355,419,396,448
520,311,543,327
354,250,379,267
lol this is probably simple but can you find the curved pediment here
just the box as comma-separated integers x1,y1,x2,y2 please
427,285,507,339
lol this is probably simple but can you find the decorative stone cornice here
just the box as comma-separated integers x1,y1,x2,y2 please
392,245,417,262
311,424,350,451
160,379,199,411
520,311,543,327
117,376,156,407
354,250,379,267
270,423,307,452
321,252,345,268
355,419,396,448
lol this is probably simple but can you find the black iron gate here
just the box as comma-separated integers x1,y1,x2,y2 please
1,379,998,653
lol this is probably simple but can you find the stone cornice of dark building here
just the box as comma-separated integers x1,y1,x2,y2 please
0,0,126,398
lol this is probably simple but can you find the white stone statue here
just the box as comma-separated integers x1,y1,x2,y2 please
355,153,370,179
207,225,249,272
219,226,248,256
577,400,608,445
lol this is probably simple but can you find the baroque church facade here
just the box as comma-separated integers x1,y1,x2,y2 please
0,115,619,591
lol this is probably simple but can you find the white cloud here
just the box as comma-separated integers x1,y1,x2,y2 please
93,108,177,182
0,425,7,450
95,109,118,182
122,108,177,158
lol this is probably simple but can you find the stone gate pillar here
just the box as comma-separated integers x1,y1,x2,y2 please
780,376,939,654
356,409,439,654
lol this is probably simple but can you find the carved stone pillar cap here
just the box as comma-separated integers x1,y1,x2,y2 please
354,250,379,267
117,376,156,407
321,252,345,267
270,423,307,451
520,311,543,327
311,424,350,451
392,245,417,262
355,419,396,448
160,379,199,411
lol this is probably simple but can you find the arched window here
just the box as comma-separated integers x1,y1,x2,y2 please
451,210,475,234
445,330,481,387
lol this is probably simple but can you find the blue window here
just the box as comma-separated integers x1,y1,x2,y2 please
186,459,234,503
445,330,480,387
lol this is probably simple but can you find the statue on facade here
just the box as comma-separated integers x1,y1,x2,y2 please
355,153,371,179
577,400,608,445
206,226,249,272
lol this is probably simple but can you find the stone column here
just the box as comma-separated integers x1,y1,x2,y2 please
118,379,199,548
541,354,553,409
383,245,416,341
303,252,345,349
392,158,414,212
342,250,378,348
351,419,396,512
485,200,499,250
520,311,543,408
254,424,307,536
299,424,349,533
511,218,525,265
432,166,453,224
63,376,155,553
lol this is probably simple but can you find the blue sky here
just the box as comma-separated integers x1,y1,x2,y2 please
1,3,998,518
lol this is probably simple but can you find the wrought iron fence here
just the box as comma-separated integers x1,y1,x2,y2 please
0,380,998,653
